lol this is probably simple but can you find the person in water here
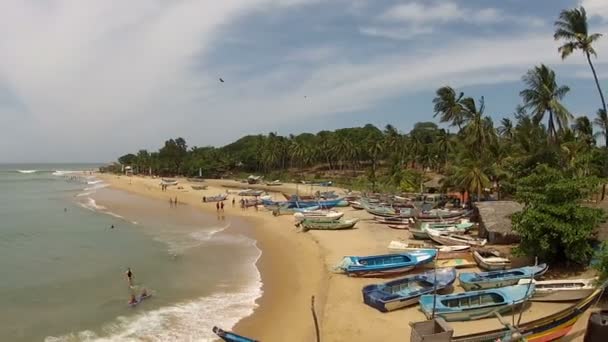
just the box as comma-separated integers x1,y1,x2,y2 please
129,293,137,305
126,268,133,286
140,288,148,298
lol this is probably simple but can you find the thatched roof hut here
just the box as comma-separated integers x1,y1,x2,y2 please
476,201,523,244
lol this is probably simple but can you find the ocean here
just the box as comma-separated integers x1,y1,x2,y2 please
0,164,261,341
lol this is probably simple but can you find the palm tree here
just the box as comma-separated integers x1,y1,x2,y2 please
452,152,491,202
520,64,572,142
594,109,608,147
460,96,497,154
433,86,466,129
554,6,606,116
572,116,595,146
497,118,513,140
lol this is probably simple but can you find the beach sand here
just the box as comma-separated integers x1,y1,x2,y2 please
98,174,592,341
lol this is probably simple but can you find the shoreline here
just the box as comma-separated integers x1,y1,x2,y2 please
96,174,328,341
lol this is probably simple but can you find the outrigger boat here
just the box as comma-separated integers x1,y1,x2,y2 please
518,278,597,302
459,264,548,291
362,268,456,312
297,218,359,231
334,250,436,277
472,248,511,271
419,284,535,321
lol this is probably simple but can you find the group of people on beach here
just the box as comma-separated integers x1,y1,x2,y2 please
160,184,169,191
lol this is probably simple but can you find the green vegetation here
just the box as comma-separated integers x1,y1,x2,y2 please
512,165,604,264
106,5,608,266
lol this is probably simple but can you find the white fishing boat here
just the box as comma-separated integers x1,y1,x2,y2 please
473,249,511,271
387,241,469,253
293,211,344,222
518,278,597,302
427,228,486,247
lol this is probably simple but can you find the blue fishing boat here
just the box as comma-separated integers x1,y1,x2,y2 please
288,198,345,209
334,250,436,277
419,283,535,321
212,326,258,342
362,268,456,312
459,264,548,291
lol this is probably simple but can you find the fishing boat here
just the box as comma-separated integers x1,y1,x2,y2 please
388,224,409,230
362,268,457,312
518,278,597,302
191,185,208,190
349,201,365,210
427,228,487,247
459,264,548,291
212,326,258,342
416,209,466,221
424,257,476,269
365,206,413,218
472,249,511,271
387,241,469,254
298,218,359,231
271,206,320,216
187,177,205,183
419,283,535,321
203,194,228,202
374,216,413,225
420,221,475,232
410,228,431,240
293,211,344,222
238,189,265,196
160,179,178,186
334,250,436,277
265,180,282,186
451,281,608,342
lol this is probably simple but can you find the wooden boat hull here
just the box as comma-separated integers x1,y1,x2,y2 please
419,284,534,322
423,257,476,269
459,264,548,291
410,229,430,240
472,250,511,271
299,219,359,231
213,326,258,342
427,230,486,247
362,268,457,312
518,278,597,302
335,250,436,277
451,283,607,342
388,224,409,230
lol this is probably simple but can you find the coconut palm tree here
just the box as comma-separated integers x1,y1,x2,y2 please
572,116,595,146
498,118,514,141
460,96,497,154
594,109,608,147
520,64,572,142
452,152,491,202
433,86,466,129
554,6,606,116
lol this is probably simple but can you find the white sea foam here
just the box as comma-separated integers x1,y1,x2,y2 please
160,223,232,256
53,170,80,176
87,180,103,185
17,169,37,174
46,243,263,342
84,183,109,191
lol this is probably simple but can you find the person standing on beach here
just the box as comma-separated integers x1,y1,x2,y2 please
232,198,235,208
125,268,134,287
169,197,173,208
216,202,220,211
220,201,224,211
174,196,178,206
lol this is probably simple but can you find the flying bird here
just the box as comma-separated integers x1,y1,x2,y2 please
219,78,224,83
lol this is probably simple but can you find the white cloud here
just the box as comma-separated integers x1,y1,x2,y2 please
365,1,545,40
582,0,608,20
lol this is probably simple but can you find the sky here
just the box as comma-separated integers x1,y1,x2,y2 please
0,0,607,162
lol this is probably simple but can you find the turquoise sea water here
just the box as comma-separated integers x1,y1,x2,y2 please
0,164,261,341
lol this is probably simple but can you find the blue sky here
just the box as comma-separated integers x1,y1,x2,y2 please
0,0,607,162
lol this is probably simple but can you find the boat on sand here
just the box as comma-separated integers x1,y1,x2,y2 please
459,264,548,291
472,248,511,270
362,268,456,312
334,250,436,277
419,284,535,321
518,278,597,302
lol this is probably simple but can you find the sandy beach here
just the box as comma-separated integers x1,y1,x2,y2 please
97,174,593,341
